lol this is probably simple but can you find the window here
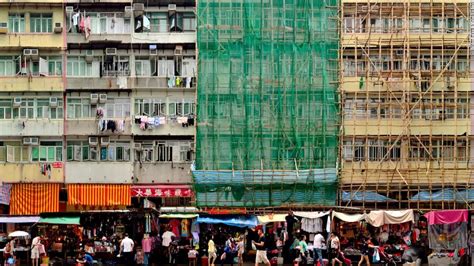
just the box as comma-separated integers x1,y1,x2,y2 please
30,14,53,33
134,99,166,116
135,59,152,76
343,139,400,161
182,13,196,31
9,98,63,119
0,56,18,76
103,56,130,76
67,140,130,162
31,142,62,162
67,98,93,119
105,98,131,118
8,14,25,33
148,13,168,32
67,56,99,77
134,140,192,163
1,142,29,162
48,56,62,76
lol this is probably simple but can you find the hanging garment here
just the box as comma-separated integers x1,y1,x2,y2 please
158,117,166,125
85,16,91,39
98,119,104,131
147,117,156,128
176,76,182,87
143,15,151,31
134,116,141,124
107,120,117,132
301,218,323,233
79,14,85,32
185,77,192,88
168,76,175,88
188,116,194,126
177,117,188,124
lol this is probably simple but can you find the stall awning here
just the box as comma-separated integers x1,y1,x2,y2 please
257,214,287,224
332,211,367,223
10,184,60,215
367,210,414,227
294,211,330,219
68,184,131,206
0,184,12,205
0,216,40,223
424,209,469,225
131,185,193,198
38,217,80,225
196,215,258,228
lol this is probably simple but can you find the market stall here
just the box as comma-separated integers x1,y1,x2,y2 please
197,215,258,265
0,216,40,265
424,209,469,266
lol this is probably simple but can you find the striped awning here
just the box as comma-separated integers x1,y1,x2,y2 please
67,184,131,206
10,184,60,215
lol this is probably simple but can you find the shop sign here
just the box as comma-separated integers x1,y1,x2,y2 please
131,187,193,198
52,162,63,168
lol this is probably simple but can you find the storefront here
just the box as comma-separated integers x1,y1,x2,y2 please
424,209,469,265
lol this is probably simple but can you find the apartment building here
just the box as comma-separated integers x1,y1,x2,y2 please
0,0,196,215
340,0,472,209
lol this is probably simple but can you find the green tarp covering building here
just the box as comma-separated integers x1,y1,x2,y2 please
194,0,339,207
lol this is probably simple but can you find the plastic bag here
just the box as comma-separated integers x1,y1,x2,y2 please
372,249,380,263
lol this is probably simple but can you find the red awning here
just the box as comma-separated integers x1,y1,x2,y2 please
131,185,192,198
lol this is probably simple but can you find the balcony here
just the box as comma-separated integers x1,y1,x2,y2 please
133,162,192,184
0,163,63,183
344,118,470,136
65,118,132,136
0,76,63,92
67,33,131,45
65,162,133,183
67,76,195,90
131,121,195,136
0,33,64,49
132,32,196,44
0,119,63,136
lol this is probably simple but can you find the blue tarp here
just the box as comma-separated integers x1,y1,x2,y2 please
196,215,258,228
193,168,338,207
341,191,396,202
411,189,474,202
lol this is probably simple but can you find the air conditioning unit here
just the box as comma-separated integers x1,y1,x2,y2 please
23,49,39,60
100,137,110,146
54,22,63,33
65,6,74,13
13,97,22,107
85,50,94,63
23,137,39,145
105,48,117,56
174,45,183,56
99,94,107,103
88,137,98,146
168,4,177,11
0,22,7,34
124,6,133,17
133,3,144,15
49,97,58,107
90,94,99,105
134,143,142,151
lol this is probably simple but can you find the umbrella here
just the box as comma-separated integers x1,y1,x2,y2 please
8,231,30,238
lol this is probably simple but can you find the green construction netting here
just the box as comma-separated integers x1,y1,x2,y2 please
194,0,339,207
